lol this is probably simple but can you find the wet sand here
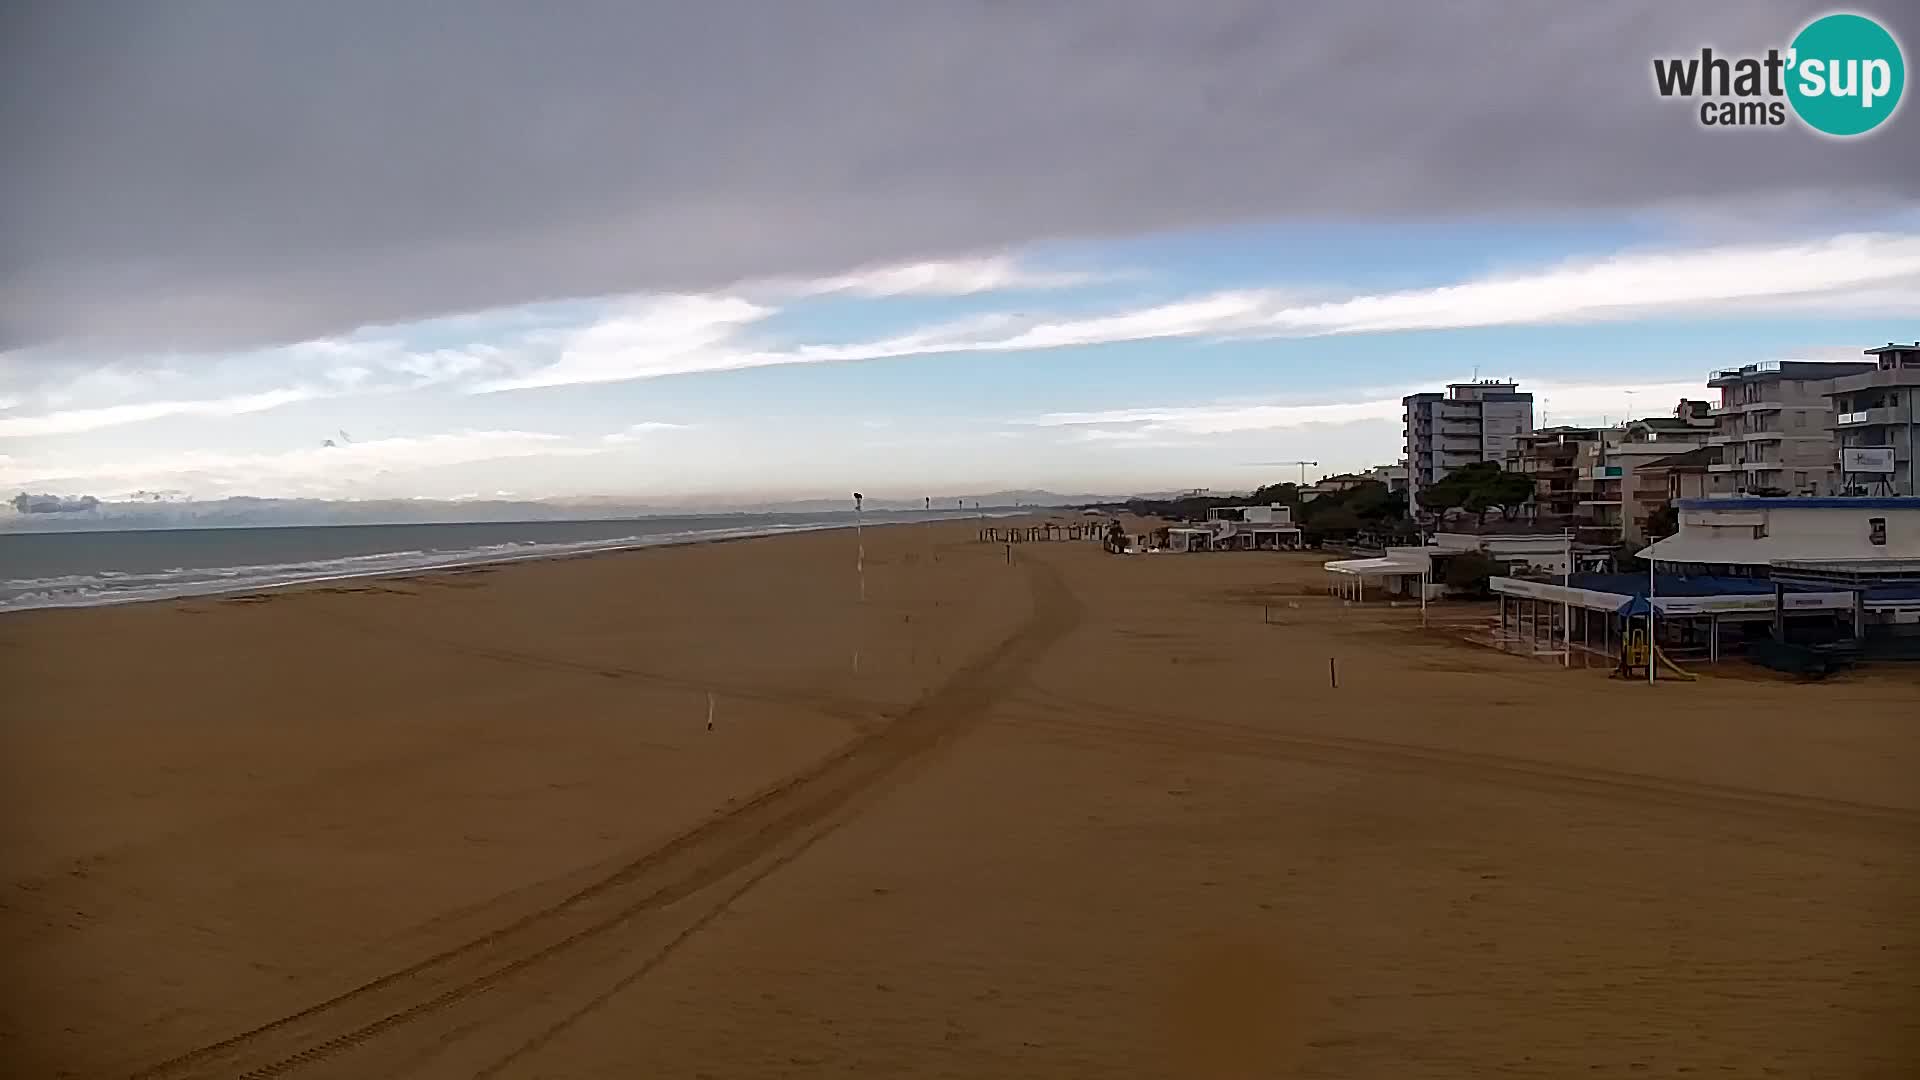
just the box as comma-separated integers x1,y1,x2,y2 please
4,518,1918,1078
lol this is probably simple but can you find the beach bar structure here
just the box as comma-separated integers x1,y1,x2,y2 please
1164,526,1217,553
1203,504,1304,550
1487,572,1920,663
1769,558,1920,659
1323,547,1434,602
1488,497,1920,665
1161,504,1304,552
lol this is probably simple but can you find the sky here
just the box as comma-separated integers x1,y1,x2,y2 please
2,2,1916,504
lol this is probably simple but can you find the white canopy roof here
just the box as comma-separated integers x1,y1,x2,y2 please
1323,553,1430,577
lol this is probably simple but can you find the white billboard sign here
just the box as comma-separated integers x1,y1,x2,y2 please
1841,447,1896,474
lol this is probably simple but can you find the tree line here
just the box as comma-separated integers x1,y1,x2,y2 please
1111,461,1545,546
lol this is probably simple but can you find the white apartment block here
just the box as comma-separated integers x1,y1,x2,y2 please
1706,359,1873,497
1403,381,1534,512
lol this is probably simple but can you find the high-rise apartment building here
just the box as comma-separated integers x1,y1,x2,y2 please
1403,381,1534,512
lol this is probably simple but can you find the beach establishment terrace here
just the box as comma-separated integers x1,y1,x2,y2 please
1490,571,1920,663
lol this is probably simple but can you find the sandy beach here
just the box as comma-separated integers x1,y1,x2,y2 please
4,518,1918,1078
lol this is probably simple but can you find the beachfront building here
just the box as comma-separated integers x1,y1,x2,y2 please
1507,426,1603,525
1488,497,1920,669
1403,380,1534,516
1645,496,1920,570
1299,473,1369,502
1630,446,1715,533
1504,406,1712,543
1368,462,1410,495
1707,359,1874,497
1580,406,1716,543
1826,342,1920,496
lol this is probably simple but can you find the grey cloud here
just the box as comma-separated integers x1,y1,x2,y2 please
10,492,101,514
3,1,1915,354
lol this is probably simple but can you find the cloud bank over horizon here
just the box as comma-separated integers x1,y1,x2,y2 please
2,3,1912,501
4,1,1915,354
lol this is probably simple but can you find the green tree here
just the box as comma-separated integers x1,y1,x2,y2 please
1417,479,1467,522
1302,505,1364,545
1421,463,1531,526
1246,482,1301,506
1443,550,1507,597
1643,504,1678,540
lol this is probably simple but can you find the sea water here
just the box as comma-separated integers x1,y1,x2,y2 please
0,512,969,613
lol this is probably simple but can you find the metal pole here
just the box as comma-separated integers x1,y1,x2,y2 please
1563,535,1573,667
1647,550,1656,685
854,493,866,603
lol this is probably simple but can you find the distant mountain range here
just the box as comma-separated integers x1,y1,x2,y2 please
0,489,1190,532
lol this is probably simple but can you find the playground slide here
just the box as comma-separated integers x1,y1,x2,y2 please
1651,643,1698,681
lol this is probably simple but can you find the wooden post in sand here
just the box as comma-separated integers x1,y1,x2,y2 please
925,496,936,563
706,692,715,731
1329,657,1338,689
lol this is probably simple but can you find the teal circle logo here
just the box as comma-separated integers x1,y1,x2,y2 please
1786,13,1905,136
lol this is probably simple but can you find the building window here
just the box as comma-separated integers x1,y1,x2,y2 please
1794,471,1808,489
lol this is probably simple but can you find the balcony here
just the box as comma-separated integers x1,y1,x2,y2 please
1835,406,1906,426
1522,446,1580,462
1580,465,1625,480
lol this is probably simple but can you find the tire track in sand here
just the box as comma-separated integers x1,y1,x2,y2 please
129,557,1079,1080
306,600,878,725
1010,687,1920,833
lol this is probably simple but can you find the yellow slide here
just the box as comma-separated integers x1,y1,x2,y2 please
1651,643,1698,681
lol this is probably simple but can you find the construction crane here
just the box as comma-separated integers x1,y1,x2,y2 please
1276,460,1319,486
